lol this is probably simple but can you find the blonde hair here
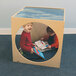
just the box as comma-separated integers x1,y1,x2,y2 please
23,22,33,27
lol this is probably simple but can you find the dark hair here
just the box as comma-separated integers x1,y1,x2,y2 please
46,26,54,33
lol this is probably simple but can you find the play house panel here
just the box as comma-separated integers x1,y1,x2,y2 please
11,7,65,68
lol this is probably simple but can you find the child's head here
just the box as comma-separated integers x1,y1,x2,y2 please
23,22,33,33
46,26,55,36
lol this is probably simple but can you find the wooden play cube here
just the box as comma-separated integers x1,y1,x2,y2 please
11,6,65,68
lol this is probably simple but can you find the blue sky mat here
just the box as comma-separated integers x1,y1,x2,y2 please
15,7,64,21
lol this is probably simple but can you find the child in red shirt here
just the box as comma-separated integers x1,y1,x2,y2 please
41,26,59,50
20,22,34,54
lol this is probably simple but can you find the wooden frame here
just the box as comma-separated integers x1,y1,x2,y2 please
11,6,65,68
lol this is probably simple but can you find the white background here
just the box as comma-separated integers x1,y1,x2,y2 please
0,0,76,28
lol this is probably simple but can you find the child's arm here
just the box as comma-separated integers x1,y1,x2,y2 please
31,43,35,47
30,48,34,54
47,45,51,49
22,44,34,53
20,34,32,52
22,45,32,52
41,35,49,41
51,35,59,48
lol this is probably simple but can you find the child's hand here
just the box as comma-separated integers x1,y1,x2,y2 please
47,45,51,49
30,48,34,54
34,46,37,49
40,38,44,41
